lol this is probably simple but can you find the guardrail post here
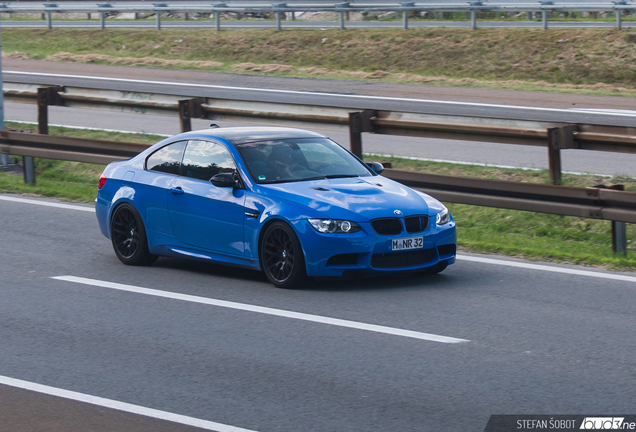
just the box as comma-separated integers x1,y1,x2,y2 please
540,2,553,29
613,220,627,255
215,12,220,30
468,2,481,30
547,125,576,185
100,12,105,30
87,13,91,19
607,184,628,255
185,12,189,20
542,10,548,29
273,3,287,31
23,157,35,185
179,100,192,132
400,3,414,29
547,129,562,185
29,86,63,185
178,98,205,133
156,11,161,30
46,11,52,29
615,5,624,30
336,3,349,29
349,113,363,158
348,110,376,159
33,86,65,182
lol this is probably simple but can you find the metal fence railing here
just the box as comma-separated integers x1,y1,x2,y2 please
0,1,634,30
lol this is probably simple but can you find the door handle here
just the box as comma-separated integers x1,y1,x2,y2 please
170,187,184,195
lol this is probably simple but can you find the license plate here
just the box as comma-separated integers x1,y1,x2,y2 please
389,236,424,251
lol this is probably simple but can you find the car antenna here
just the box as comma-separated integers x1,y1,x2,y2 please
209,123,220,128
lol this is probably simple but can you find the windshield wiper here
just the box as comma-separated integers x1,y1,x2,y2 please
324,174,360,179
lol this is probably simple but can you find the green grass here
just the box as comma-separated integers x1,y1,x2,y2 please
1,122,634,269
3,28,636,95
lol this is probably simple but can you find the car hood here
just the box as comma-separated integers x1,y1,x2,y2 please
259,176,433,221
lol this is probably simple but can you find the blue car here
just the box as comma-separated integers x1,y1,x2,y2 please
96,127,456,288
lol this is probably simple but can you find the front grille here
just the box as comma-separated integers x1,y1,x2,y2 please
437,244,456,256
405,215,429,233
371,218,402,235
371,249,436,269
327,253,359,266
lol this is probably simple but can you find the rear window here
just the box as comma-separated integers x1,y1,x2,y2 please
146,141,187,175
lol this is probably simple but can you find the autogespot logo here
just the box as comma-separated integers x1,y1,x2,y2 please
580,418,627,429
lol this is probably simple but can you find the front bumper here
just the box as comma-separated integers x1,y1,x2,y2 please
291,219,457,277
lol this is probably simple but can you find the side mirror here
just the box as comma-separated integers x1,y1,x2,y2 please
366,162,384,175
210,172,239,188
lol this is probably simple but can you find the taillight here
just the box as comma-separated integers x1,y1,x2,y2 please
98,173,107,190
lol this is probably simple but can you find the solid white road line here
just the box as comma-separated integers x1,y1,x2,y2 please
457,255,636,284
0,195,95,212
0,375,258,432
51,275,469,344
7,71,636,118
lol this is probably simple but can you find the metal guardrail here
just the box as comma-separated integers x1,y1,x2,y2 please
1,1,634,30
2,83,635,253
5,82,636,185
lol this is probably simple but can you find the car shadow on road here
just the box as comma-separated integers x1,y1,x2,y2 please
151,256,456,293
306,272,456,292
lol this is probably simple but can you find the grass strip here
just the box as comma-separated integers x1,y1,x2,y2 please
1,122,634,269
3,28,636,95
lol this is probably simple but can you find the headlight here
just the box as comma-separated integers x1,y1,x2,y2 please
308,219,361,233
436,207,451,225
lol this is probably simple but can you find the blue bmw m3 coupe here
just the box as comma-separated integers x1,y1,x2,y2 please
96,127,456,288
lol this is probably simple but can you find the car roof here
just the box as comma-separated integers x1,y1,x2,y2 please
193,126,327,145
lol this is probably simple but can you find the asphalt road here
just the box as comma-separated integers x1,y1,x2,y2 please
1,194,636,432
4,59,636,176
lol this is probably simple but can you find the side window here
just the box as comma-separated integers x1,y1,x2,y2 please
181,140,237,181
146,141,186,175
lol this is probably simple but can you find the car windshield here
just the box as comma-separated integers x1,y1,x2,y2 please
235,137,373,184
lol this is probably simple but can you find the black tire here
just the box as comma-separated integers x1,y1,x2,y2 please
260,221,307,288
110,203,158,266
422,261,448,275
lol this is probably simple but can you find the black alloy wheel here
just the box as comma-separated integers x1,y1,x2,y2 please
260,221,306,288
110,203,157,266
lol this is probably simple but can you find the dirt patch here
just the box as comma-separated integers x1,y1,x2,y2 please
44,52,224,68
2,51,31,60
233,62,296,73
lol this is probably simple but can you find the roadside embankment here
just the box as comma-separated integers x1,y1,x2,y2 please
2,28,636,94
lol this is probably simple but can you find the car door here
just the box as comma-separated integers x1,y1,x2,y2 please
167,139,246,256
140,140,187,235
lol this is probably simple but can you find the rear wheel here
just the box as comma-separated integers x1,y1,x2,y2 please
260,221,306,289
110,203,157,266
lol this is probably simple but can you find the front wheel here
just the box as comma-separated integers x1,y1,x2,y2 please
110,203,157,266
260,221,306,289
